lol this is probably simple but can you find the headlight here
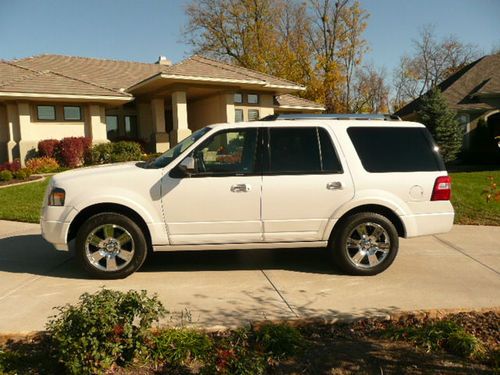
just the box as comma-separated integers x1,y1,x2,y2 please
48,188,66,206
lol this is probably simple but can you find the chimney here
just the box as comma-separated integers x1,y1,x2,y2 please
156,55,172,66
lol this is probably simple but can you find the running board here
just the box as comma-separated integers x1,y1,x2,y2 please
153,241,328,252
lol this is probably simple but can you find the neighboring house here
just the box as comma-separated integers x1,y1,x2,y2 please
0,54,324,164
396,53,500,153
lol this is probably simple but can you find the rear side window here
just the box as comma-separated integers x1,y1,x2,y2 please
347,127,445,172
268,127,342,174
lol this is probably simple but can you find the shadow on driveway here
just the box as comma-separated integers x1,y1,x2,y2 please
0,234,340,279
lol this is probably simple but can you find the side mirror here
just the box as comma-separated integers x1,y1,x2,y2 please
177,156,196,176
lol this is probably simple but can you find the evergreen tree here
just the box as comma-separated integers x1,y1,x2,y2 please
417,88,463,162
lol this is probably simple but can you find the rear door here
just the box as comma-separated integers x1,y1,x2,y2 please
262,126,354,242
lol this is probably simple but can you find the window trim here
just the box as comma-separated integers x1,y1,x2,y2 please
263,126,344,176
170,127,262,178
36,105,56,121
63,105,82,121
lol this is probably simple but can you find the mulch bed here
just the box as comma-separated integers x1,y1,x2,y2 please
0,176,43,187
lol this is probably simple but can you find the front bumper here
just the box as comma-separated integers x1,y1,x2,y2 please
40,206,78,251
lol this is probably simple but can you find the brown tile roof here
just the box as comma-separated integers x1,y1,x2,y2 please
10,54,304,95
13,54,163,92
0,61,131,97
274,94,325,109
396,53,500,117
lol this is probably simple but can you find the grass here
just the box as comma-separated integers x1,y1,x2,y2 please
0,178,50,223
0,171,498,226
450,171,500,226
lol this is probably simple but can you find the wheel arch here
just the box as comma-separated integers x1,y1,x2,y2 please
67,203,152,249
329,204,406,241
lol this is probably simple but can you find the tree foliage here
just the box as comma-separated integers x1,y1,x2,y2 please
185,0,385,113
417,88,463,162
393,25,480,111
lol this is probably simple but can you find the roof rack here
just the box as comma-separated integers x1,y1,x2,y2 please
261,113,401,121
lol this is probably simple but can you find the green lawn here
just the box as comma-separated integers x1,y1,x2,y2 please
0,172,498,226
0,178,50,223
450,170,500,226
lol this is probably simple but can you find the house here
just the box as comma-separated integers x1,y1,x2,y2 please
0,54,324,164
395,53,500,155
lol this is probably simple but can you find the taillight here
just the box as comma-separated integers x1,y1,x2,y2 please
431,176,451,201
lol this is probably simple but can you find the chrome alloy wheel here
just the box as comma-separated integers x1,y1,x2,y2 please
85,224,135,272
345,222,390,269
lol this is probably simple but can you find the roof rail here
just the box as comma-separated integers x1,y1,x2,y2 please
261,113,401,121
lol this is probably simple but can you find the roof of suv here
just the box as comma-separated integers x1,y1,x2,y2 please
208,119,425,130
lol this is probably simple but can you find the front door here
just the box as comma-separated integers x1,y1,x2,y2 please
162,128,262,245
262,126,354,242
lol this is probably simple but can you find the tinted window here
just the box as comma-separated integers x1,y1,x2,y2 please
193,128,258,175
37,105,56,120
348,127,444,172
268,127,342,174
63,106,81,121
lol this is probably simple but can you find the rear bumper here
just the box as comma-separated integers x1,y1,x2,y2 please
403,212,454,238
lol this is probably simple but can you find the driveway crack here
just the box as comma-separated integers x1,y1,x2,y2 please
433,235,499,276
260,270,299,318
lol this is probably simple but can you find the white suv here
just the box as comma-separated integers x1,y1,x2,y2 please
41,114,454,279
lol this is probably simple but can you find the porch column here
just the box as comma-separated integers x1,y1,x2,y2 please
17,102,36,165
5,104,18,163
224,93,235,123
151,98,169,152
170,91,191,145
86,104,108,143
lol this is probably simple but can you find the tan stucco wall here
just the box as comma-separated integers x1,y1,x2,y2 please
188,94,230,131
234,93,274,121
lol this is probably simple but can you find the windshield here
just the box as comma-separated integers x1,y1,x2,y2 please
147,127,211,168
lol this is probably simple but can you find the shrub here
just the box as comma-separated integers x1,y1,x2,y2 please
152,328,212,366
91,141,143,164
0,170,13,182
13,168,31,180
38,139,60,158
26,157,60,174
57,137,92,167
255,323,303,359
46,289,167,375
0,159,21,172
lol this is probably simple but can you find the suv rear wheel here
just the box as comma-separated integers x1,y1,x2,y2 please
75,213,148,279
331,212,399,276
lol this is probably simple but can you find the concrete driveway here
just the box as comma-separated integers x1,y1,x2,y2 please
0,220,499,333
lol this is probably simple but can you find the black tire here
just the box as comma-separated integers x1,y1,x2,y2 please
75,212,148,279
330,212,399,276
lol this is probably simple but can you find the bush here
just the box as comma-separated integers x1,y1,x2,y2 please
152,328,212,366
38,139,60,158
255,323,303,359
0,159,21,172
13,168,31,180
57,137,92,167
46,289,167,375
91,141,143,164
26,157,60,174
0,170,13,182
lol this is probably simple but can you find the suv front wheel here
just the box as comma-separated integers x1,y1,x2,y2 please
331,212,399,276
75,213,148,279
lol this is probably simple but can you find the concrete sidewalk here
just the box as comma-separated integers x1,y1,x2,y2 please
0,220,498,333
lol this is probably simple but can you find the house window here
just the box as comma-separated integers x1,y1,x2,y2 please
37,105,56,120
106,115,119,140
125,115,138,138
457,113,470,133
234,93,243,104
235,109,244,122
248,109,260,121
63,106,81,121
247,94,259,104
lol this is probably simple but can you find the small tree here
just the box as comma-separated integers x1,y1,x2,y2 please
418,88,463,162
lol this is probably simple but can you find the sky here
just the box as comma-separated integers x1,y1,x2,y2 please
0,0,499,78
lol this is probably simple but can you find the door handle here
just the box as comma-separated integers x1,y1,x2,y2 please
327,181,343,190
230,184,251,193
